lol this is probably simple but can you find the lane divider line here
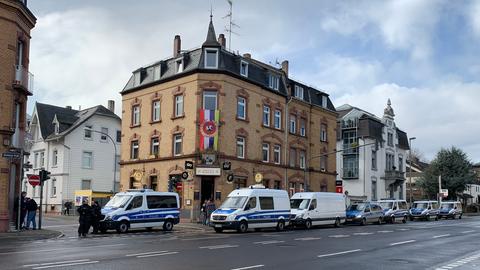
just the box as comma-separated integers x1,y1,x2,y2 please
318,249,362,258
231,265,265,270
23,259,89,267
199,244,239,250
389,240,416,246
433,234,450,239
32,260,99,269
136,252,179,258
126,250,169,257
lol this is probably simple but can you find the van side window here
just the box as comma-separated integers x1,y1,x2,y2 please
399,202,407,210
310,199,317,210
147,195,178,209
259,197,274,210
246,197,256,209
129,196,143,209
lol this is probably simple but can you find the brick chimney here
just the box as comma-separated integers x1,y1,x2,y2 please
243,53,251,59
218,34,226,48
173,35,181,57
108,100,115,112
281,60,289,76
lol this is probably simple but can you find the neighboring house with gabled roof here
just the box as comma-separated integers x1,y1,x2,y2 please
23,101,121,213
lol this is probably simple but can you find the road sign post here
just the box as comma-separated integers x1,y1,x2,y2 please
27,174,40,186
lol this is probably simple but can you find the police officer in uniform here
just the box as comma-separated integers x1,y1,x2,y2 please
91,200,102,234
77,198,92,237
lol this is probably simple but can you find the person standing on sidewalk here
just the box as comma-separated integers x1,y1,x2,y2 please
77,199,92,237
25,198,38,230
90,200,102,234
14,192,27,230
205,199,216,226
64,201,72,216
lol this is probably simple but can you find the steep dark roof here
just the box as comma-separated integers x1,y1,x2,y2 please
202,17,220,47
35,102,120,141
396,128,410,150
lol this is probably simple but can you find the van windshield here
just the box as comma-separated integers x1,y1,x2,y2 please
413,203,428,209
347,203,366,211
105,195,132,208
220,196,248,209
441,203,454,209
378,202,393,209
290,199,310,210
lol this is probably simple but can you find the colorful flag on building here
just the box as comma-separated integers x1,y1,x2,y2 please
199,109,219,151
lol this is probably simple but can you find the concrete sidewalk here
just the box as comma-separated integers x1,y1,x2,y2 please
0,229,62,242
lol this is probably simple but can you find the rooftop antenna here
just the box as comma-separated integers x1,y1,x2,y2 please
223,0,239,51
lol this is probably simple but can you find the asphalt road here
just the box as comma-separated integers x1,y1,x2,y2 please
1,216,480,270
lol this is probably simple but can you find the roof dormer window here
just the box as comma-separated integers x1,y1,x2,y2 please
133,71,141,86
176,58,184,73
54,122,59,135
240,60,249,77
322,96,328,108
294,85,304,99
204,48,218,69
268,74,279,91
153,65,161,80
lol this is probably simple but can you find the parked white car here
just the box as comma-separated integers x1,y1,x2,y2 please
290,192,346,229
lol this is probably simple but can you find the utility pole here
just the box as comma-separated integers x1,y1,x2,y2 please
408,137,416,204
438,175,442,204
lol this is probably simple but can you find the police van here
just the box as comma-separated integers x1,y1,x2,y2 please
409,200,439,221
290,192,346,229
438,201,463,219
376,199,409,223
210,185,291,233
100,189,180,233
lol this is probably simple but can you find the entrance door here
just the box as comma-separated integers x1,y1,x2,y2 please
201,177,215,203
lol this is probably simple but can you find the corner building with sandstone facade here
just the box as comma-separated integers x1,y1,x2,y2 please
120,19,338,219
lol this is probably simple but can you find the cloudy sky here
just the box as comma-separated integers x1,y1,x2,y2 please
27,0,480,162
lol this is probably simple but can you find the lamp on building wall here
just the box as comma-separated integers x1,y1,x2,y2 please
408,137,416,204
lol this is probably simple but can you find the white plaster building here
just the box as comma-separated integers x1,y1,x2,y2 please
23,101,121,213
336,100,410,203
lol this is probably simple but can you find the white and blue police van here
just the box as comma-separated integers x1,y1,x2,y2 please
210,185,291,233
438,201,463,219
376,199,409,223
409,200,439,221
99,189,180,233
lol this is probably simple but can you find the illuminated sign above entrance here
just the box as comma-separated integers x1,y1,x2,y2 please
196,167,221,176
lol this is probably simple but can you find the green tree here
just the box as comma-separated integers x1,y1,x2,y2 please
418,147,475,200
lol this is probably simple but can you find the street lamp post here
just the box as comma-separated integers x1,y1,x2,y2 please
85,128,118,192
408,137,416,204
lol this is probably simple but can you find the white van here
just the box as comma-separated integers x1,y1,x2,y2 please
438,201,463,219
100,189,180,233
210,185,291,233
290,192,346,229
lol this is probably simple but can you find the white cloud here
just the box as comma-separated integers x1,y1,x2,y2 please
471,0,480,37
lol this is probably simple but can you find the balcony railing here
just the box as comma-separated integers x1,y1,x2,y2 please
383,170,406,181
341,118,358,129
13,65,34,95
343,167,359,179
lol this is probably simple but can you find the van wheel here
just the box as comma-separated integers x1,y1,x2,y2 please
214,227,223,233
402,216,407,223
425,215,430,221
459,214,462,219
276,220,286,231
334,218,341,228
377,217,383,225
163,220,174,231
409,216,414,221
116,221,129,233
390,216,396,224
435,215,439,221
305,219,312,229
360,218,367,226
238,221,248,233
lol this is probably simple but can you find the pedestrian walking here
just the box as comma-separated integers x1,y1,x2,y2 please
205,199,216,226
200,200,207,225
25,198,38,230
77,198,92,237
91,200,102,234
64,201,72,216
13,191,27,230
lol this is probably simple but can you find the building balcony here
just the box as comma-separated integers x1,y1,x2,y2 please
382,170,406,186
341,119,358,129
13,65,34,95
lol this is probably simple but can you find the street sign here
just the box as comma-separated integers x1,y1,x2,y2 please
176,182,183,190
2,151,20,159
440,189,448,197
27,174,40,187
226,173,234,183
185,161,194,170
255,173,263,183
181,171,189,179
335,180,343,186
336,186,343,193
222,161,231,170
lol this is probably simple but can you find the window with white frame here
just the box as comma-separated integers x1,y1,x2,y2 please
290,115,296,133
100,127,108,141
176,59,183,73
240,60,248,77
262,143,270,162
173,134,182,156
236,137,245,159
131,141,139,159
371,178,377,201
263,105,270,127
300,118,306,136
51,178,56,197
322,96,328,108
84,125,92,139
294,85,304,99
153,65,161,80
132,105,140,126
203,90,217,110
151,137,160,156
387,132,394,146
320,124,327,142
320,155,327,171
273,145,281,164
54,122,59,134
205,48,218,69
152,100,161,122
299,150,306,169
274,110,281,129
40,152,45,167
268,74,279,90
174,95,184,117
372,149,377,170
237,96,246,119
82,151,93,169
81,179,92,190
134,71,141,86
52,150,58,166
34,152,38,168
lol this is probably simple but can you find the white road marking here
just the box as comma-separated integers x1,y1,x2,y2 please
231,265,264,270
461,230,475,234
396,228,410,231
317,249,362,258
389,240,416,246
0,243,126,256
253,240,285,245
433,234,450,239
126,251,169,257
199,244,239,250
31,261,99,269
136,252,178,258
23,259,90,267
353,232,373,236
328,234,350,238
182,236,229,241
377,230,394,233
294,237,321,241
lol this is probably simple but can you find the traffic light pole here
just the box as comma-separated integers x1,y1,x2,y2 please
39,181,43,229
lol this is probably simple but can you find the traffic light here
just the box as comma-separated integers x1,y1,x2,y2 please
39,169,51,183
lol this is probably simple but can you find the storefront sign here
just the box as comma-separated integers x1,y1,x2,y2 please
195,167,221,176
